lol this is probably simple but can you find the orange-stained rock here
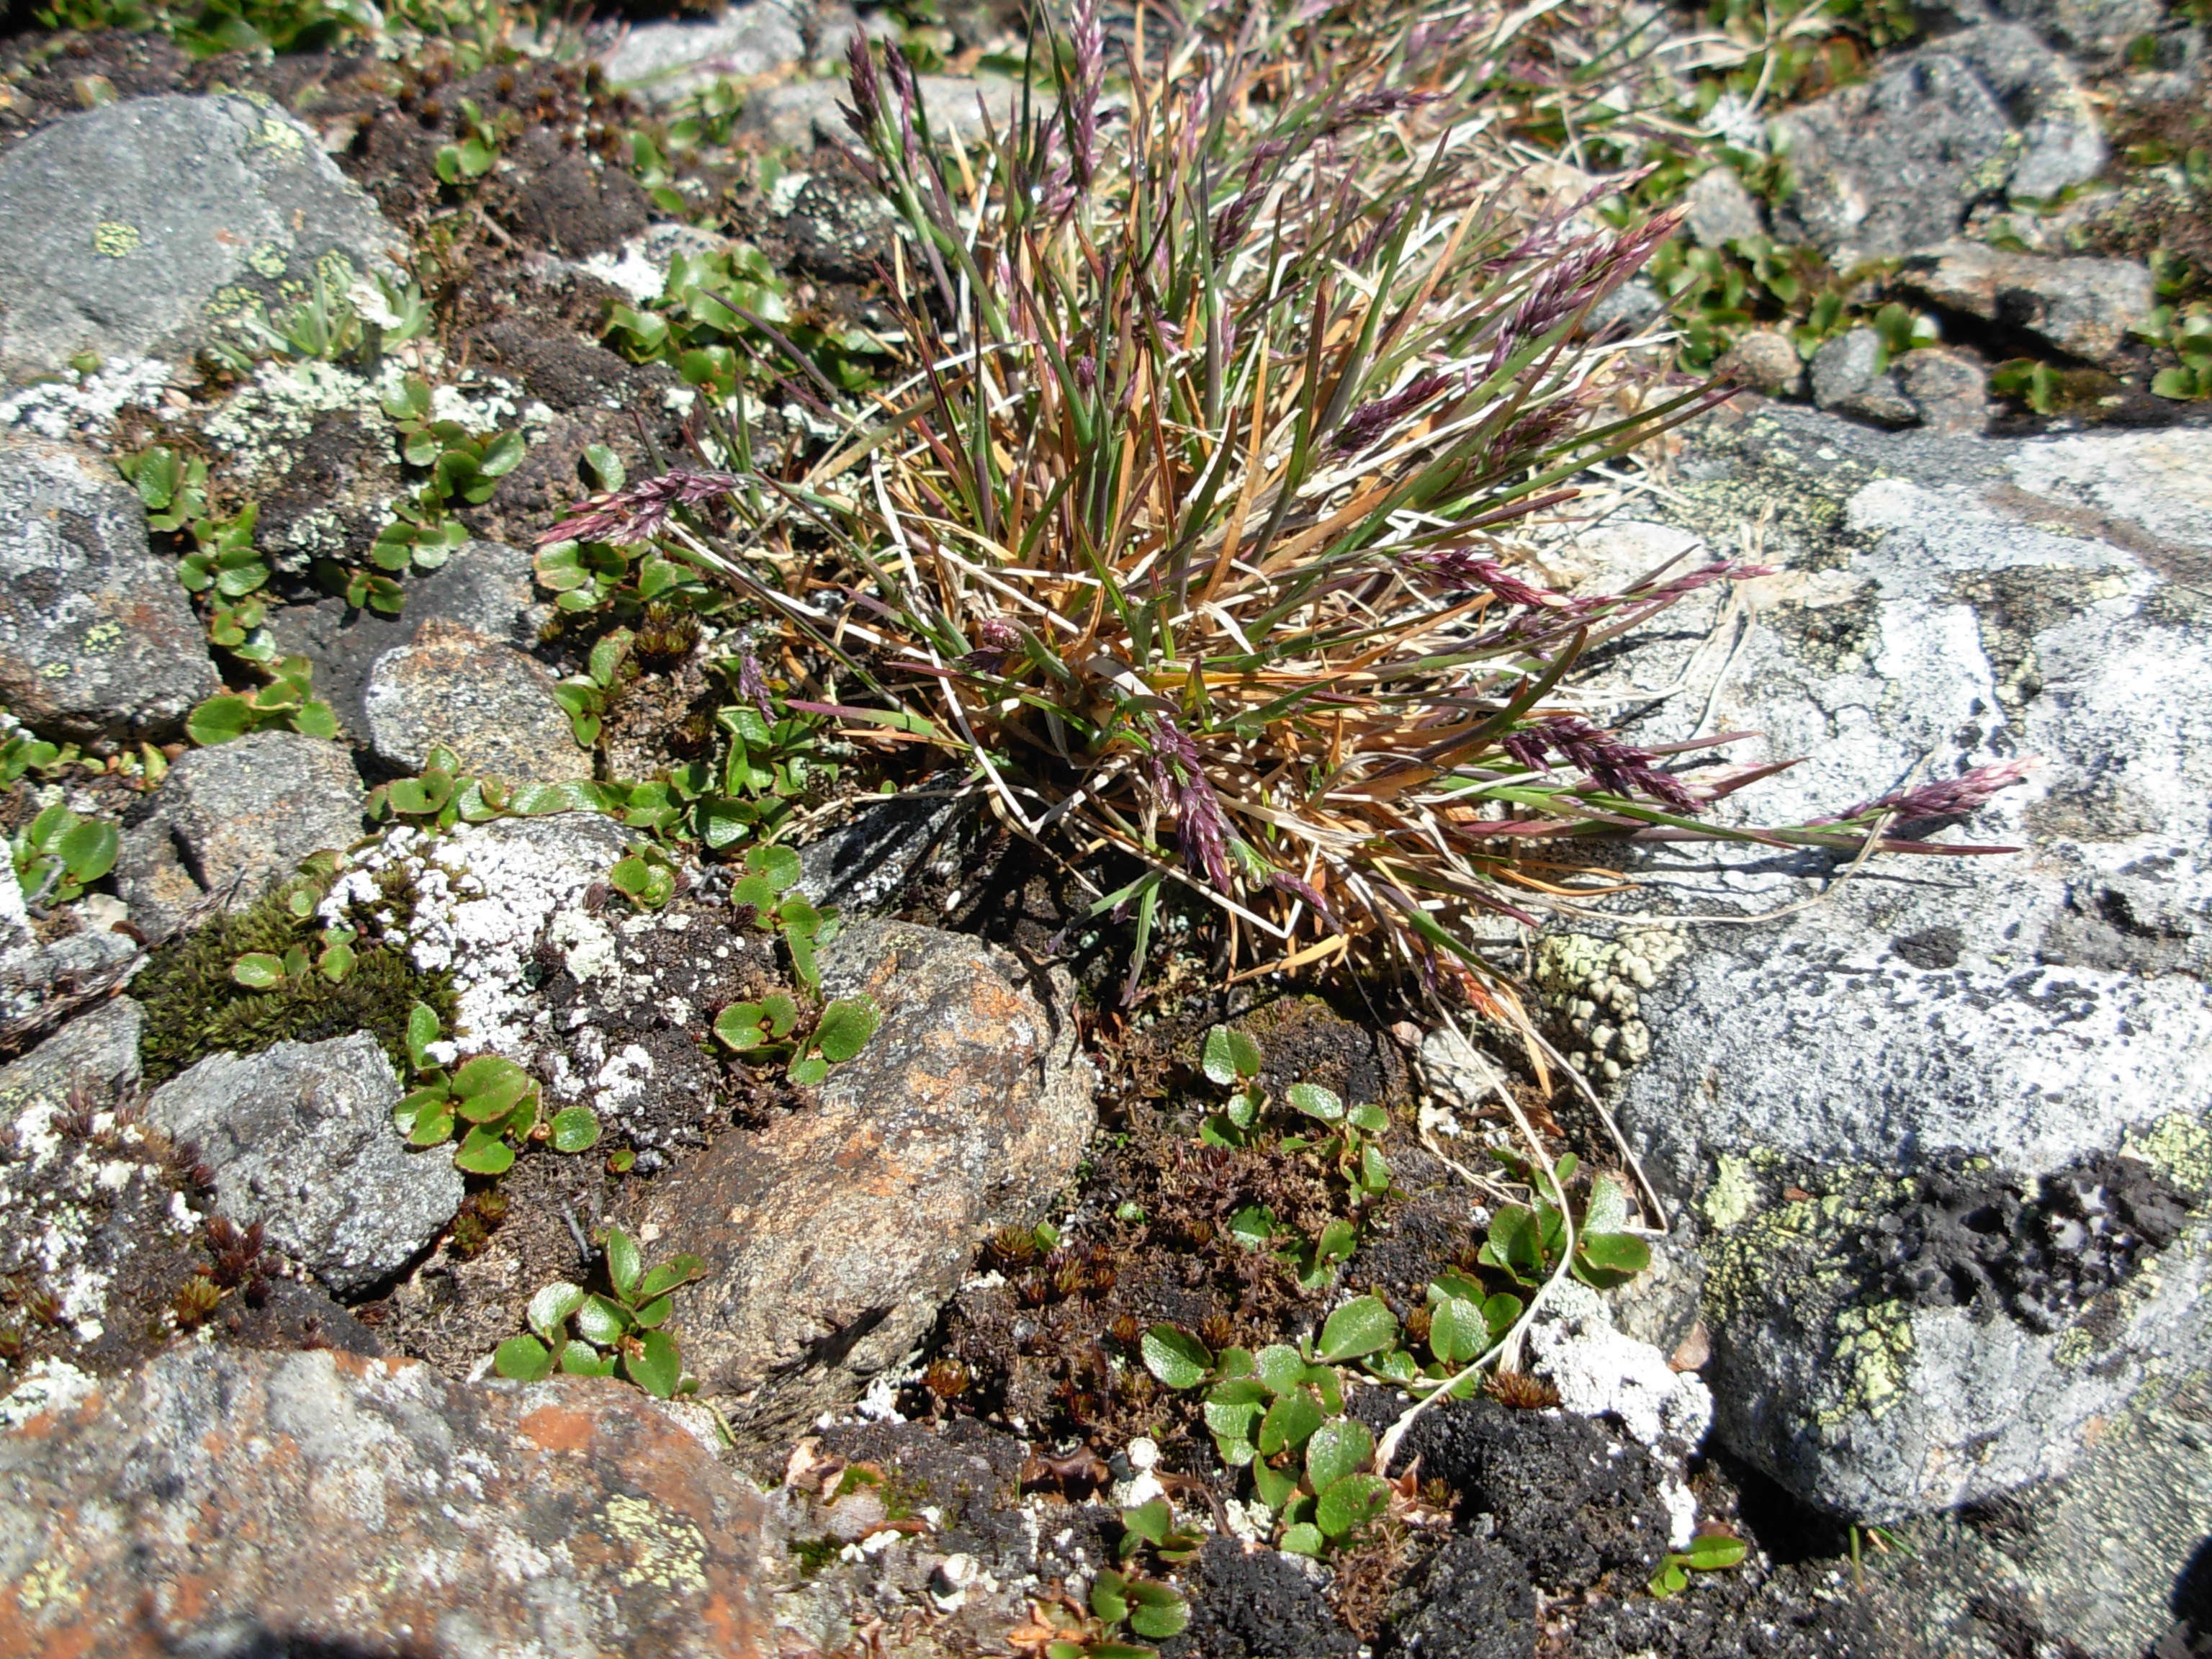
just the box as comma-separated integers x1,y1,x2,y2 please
628,919,1094,1455
0,1346,775,1658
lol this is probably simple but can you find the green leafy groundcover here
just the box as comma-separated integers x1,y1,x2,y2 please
135,888,458,1085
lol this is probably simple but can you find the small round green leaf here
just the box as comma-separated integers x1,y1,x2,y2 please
1256,1388,1326,1457
1315,1472,1389,1539
1318,1295,1399,1362
575,1294,629,1347
1125,1581,1190,1640
1683,1533,1748,1571
186,694,255,747
1304,1418,1376,1495
549,1107,600,1153
404,1094,455,1147
526,1281,585,1342
787,1055,829,1087
624,1328,682,1398
746,842,802,894
1141,1324,1213,1390
1279,1522,1325,1557
451,1126,515,1174
811,997,880,1064
230,952,287,989
493,1334,552,1381
1254,1344,1307,1398
1287,1082,1344,1122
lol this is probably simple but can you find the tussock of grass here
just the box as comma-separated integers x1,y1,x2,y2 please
549,0,2020,1018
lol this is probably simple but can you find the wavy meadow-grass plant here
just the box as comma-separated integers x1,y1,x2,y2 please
549,0,2019,1012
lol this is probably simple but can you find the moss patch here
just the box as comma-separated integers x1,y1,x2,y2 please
135,890,457,1085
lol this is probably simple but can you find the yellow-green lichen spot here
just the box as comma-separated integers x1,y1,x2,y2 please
2124,1113,2212,1195
37,660,73,680
203,285,262,323
248,115,306,161
315,250,359,291
600,1493,709,1593
1703,1154,1760,1231
1817,1300,1916,1426
248,243,290,280
80,621,122,656
91,222,141,258
15,1554,84,1614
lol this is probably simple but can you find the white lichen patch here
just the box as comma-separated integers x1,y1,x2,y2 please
1532,928,1688,1082
0,355,176,445
321,819,630,1069
0,1357,99,1429
1527,1281,1714,1453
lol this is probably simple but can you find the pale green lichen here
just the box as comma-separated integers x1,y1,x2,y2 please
601,1494,709,1592
1701,1161,1922,1427
248,243,290,279
91,222,140,258
1703,1154,1759,1230
1533,927,1686,1080
248,115,307,160
1818,1300,1916,1426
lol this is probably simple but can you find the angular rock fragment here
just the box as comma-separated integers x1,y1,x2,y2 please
0,436,217,741
626,918,1094,1452
145,1034,461,1295
115,729,366,942
0,1346,776,1657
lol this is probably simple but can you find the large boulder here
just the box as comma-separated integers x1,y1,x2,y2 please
626,918,1095,1453
144,1034,462,1296
114,729,366,942
0,94,403,382
1544,410,2212,1522
0,1346,777,1657
0,435,217,742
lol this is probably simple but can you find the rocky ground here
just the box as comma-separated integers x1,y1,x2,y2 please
0,1,2207,1656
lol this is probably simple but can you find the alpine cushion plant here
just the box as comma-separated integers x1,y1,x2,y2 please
557,1,2023,1014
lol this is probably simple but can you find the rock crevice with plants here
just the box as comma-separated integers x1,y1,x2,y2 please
0,1,2206,1658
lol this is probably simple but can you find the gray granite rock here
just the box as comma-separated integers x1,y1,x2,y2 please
1988,0,2170,64
0,435,217,742
1683,166,1765,248
115,729,365,942
1810,329,1918,425
264,538,541,740
1771,27,2103,265
597,4,806,104
1943,22,2107,203
1894,346,1990,433
362,619,586,783
0,95,402,382
1543,411,2212,1521
1898,240,2157,364
145,1034,462,1295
